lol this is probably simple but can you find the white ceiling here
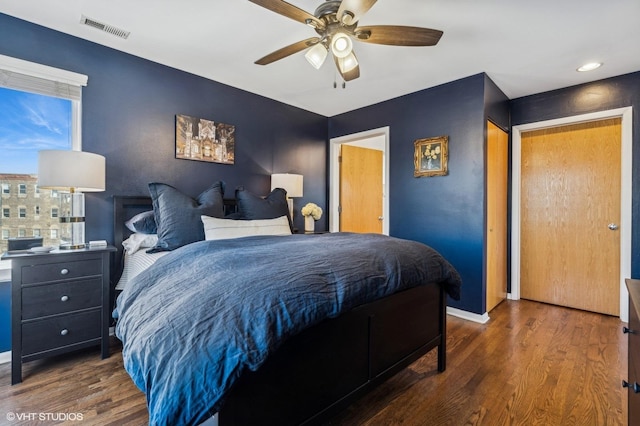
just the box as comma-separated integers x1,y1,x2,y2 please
1,0,639,117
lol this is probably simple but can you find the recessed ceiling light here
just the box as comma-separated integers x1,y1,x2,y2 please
577,62,603,72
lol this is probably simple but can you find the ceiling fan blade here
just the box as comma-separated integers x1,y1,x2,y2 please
337,0,377,25
355,25,443,46
333,52,360,82
249,0,325,29
255,37,321,65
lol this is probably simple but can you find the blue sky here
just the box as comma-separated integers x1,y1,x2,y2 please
0,87,71,174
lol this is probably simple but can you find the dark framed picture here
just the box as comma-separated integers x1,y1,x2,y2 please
414,136,448,177
175,114,235,164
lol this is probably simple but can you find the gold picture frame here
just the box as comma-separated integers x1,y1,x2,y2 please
414,136,449,177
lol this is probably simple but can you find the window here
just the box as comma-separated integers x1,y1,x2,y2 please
33,228,41,237
18,229,26,237
1,230,8,240
0,54,86,254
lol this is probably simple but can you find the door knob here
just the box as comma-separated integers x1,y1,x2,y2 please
378,216,384,221
608,223,619,231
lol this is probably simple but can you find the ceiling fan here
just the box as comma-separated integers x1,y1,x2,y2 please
249,0,443,82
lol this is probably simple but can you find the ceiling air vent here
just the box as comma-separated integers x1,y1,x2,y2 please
80,15,130,39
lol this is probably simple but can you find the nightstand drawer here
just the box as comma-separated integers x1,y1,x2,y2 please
21,258,102,284
22,309,101,356
22,278,102,320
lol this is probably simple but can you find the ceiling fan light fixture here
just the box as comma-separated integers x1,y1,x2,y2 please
331,32,353,58
341,11,355,25
338,51,358,73
305,43,328,69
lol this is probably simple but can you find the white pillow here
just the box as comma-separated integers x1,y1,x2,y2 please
201,215,292,241
122,233,159,254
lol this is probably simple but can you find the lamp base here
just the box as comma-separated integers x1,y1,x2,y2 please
59,242,86,250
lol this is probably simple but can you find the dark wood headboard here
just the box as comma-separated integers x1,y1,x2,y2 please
112,195,237,286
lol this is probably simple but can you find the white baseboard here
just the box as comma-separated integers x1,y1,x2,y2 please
447,307,490,324
0,351,10,365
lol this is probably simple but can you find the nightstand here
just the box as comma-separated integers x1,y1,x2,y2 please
2,246,116,384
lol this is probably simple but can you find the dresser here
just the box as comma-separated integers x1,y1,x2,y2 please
625,278,640,423
2,246,116,384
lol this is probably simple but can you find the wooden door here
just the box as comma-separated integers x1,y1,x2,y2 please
339,144,383,233
486,121,508,312
520,118,621,315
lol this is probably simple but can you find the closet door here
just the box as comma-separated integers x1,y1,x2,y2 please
520,118,621,315
486,121,508,312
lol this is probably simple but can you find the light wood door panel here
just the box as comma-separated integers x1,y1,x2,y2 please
486,121,508,312
520,118,621,315
339,144,383,233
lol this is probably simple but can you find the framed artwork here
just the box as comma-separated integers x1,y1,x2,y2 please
175,114,235,164
414,136,448,177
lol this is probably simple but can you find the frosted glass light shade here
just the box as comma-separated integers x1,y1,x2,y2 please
338,52,359,73
331,33,353,59
305,44,328,69
271,173,303,198
38,150,105,192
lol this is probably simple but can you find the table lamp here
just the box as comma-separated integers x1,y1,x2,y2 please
37,150,105,249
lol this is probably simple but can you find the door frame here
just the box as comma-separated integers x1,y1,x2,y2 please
329,127,390,235
510,107,633,321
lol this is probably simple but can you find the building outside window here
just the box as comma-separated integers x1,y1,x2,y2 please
33,228,40,237
2,208,8,218
19,207,26,218
1,184,8,195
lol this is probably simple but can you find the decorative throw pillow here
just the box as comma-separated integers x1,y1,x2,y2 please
201,215,291,241
124,210,157,234
235,187,293,231
147,181,225,252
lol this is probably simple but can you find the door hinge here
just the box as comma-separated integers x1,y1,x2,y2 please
338,205,342,214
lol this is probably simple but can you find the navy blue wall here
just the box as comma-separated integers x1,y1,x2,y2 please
329,74,509,314
510,71,640,279
0,13,329,240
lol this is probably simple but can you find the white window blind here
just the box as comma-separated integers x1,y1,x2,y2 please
0,54,87,101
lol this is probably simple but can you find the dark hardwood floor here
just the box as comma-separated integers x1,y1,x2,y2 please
0,300,627,425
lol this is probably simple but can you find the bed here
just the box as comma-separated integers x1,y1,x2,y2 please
111,184,462,426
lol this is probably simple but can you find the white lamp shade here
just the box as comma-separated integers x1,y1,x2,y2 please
305,44,328,69
38,150,106,192
331,33,353,59
338,51,359,73
271,173,303,198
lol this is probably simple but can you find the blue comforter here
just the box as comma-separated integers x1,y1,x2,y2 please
113,232,461,425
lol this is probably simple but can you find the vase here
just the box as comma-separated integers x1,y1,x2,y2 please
304,216,314,233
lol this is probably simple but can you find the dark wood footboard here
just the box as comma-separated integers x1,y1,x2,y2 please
218,282,447,425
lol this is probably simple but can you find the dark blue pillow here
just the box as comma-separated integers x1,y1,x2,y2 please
125,210,157,234
235,187,292,231
148,181,225,252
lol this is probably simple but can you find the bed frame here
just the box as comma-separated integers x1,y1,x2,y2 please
112,196,448,425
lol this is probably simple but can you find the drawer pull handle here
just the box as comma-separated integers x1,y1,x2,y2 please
60,268,69,275
60,329,69,336
623,326,635,334
60,295,69,302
